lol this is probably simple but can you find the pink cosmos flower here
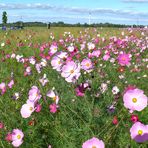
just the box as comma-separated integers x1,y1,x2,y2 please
118,53,131,66
82,137,105,148
25,66,32,75
51,56,63,71
49,103,58,113
39,74,49,86
35,63,42,73
12,129,24,141
49,44,58,56
0,82,6,94
51,52,68,72
20,103,35,118
28,86,42,103
61,61,81,83
11,129,24,147
81,58,93,72
8,80,14,89
47,90,60,104
123,88,147,112
12,140,23,148
103,54,110,61
87,42,95,50
130,122,148,143
91,50,101,57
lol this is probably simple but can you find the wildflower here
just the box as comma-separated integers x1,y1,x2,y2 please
0,82,6,94
100,83,108,93
118,66,125,73
8,79,14,88
103,54,110,61
130,122,148,143
12,129,24,141
112,86,120,95
91,50,101,57
51,56,63,72
20,102,35,118
11,129,24,147
82,137,105,148
35,104,42,113
87,42,95,50
41,58,47,67
25,66,32,75
28,86,42,103
131,114,139,123
123,88,147,112
81,58,93,72
12,92,20,100
29,57,36,65
5,133,12,142
61,61,81,83
35,63,42,73
39,74,49,86
47,90,59,104
107,104,115,113
0,122,4,129
49,44,58,55
118,53,131,66
112,116,118,125
49,103,58,113
1,42,5,47
75,82,90,97
67,45,75,52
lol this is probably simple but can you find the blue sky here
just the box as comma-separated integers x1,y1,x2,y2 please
0,0,148,25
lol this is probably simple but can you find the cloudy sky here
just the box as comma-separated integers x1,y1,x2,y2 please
0,0,148,25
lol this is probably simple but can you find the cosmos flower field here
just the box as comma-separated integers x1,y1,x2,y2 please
0,27,148,148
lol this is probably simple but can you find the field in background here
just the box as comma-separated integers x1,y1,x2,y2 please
0,27,147,148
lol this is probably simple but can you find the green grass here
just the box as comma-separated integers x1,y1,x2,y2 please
0,27,148,148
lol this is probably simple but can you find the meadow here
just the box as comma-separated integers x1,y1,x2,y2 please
0,27,148,148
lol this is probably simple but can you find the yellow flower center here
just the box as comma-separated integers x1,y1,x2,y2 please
29,107,33,111
138,130,143,135
58,61,61,64
70,70,74,74
53,96,57,101
92,146,96,148
86,63,90,67
132,98,137,103
35,93,38,97
54,48,57,51
17,135,21,139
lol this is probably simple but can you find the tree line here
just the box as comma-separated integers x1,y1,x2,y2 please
1,11,145,28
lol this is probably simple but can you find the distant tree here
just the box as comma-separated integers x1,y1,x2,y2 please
2,11,7,25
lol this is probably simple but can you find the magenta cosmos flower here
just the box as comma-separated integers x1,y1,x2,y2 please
82,137,105,148
81,58,93,72
49,103,58,113
130,122,148,143
123,88,147,112
61,61,81,83
118,53,131,66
